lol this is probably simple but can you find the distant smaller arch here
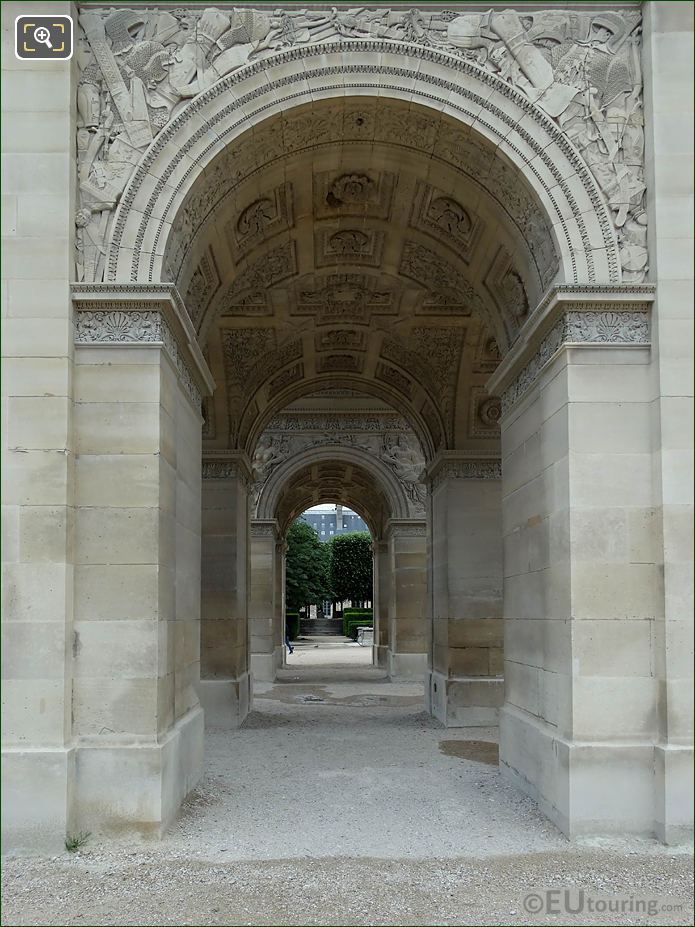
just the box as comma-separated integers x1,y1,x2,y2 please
257,445,412,537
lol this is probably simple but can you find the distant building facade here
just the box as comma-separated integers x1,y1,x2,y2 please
301,505,368,541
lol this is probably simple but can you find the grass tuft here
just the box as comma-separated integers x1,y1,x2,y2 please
65,831,91,853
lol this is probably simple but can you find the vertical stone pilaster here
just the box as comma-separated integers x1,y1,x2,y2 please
372,540,390,670
68,287,212,836
276,539,287,663
249,520,282,681
489,286,659,838
200,455,253,728
1,0,77,851
426,456,504,727
386,520,428,679
643,1,694,845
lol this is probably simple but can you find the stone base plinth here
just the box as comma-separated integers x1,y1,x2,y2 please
500,705,680,839
655,744,694,845
373,644,389,669
198,674,251,729
1,746,75,852
389,652,428,680
427,671,503,726
250,650,282,683
73,707,204,838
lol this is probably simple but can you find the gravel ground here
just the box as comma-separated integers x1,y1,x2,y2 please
3,678,693,926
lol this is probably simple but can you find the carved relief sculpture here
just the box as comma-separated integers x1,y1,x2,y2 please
77,6,647,284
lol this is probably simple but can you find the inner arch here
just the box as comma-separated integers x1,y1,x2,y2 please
184,96,558,456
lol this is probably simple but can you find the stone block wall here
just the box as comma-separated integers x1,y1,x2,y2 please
1,0,76,850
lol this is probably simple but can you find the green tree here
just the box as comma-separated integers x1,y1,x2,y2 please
285,519,331,610
328,532,373,605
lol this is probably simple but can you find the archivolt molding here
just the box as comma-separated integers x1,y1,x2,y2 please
256,443,413,527
242,375,444,463
75,7,645,293
121,55,604,288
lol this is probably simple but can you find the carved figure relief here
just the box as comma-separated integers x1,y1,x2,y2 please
77,7,647,284
250,410,428,517
485,248,530,335
380,435,427,511
252,433,289,483
228,184,294,259
410,183,482,262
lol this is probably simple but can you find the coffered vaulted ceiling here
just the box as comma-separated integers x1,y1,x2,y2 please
165,98,560,458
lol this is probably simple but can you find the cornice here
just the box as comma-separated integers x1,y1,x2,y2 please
426,451,502,488
487,285,655,408
202,450,254,484
71,283,215,400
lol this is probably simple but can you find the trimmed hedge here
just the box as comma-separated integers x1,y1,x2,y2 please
285,610,300,641
342,607,373,640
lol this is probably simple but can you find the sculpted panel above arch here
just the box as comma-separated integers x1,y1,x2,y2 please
250,406,427,521
76,6,646,290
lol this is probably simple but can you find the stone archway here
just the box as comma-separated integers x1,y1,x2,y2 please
7,5,688,853
251,428,427,681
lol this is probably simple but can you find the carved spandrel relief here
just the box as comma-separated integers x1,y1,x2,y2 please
380,434,427,511
78,7,646,284
249,411,428,516
380,328,463,404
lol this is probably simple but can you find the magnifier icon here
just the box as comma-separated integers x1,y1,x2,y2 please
34,26,53,49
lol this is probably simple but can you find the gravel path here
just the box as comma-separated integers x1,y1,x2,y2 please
3,681,692,926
